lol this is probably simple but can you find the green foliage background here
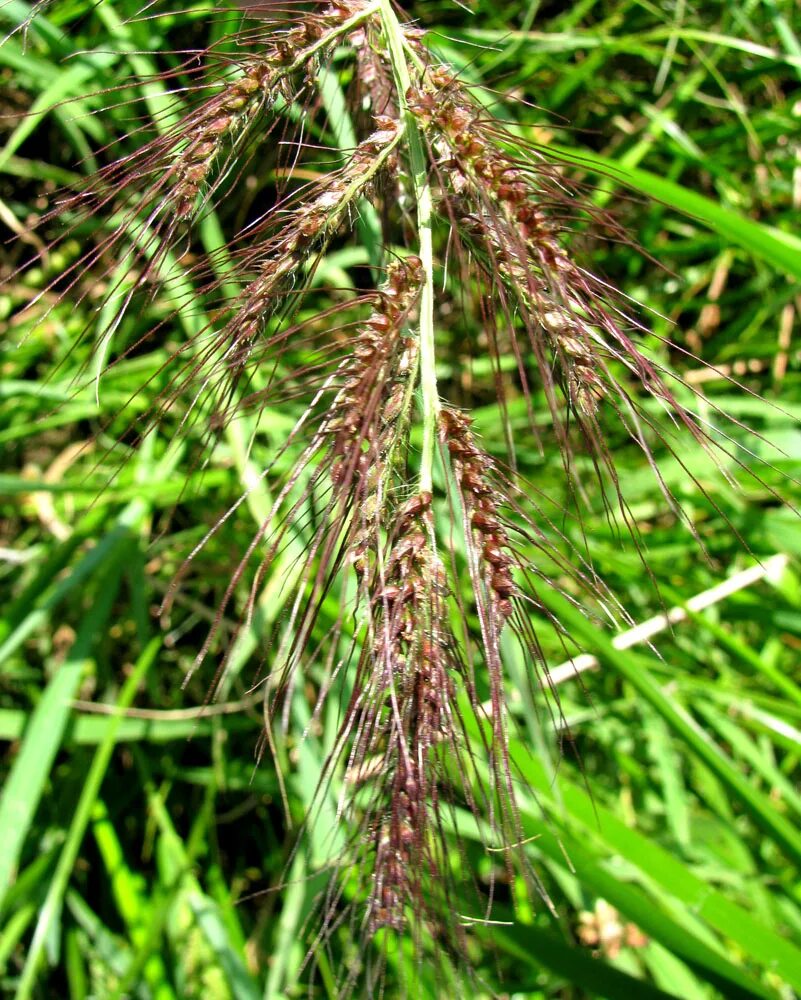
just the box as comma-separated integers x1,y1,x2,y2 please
1,0,801,997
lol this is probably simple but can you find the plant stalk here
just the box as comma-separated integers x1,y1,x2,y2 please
378,0,439,494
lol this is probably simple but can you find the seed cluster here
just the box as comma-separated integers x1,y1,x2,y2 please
272,1,356,61
324,258,423,579
221,117,403,373
366,490,454,933
440,408,516,620
409,70,606,417
173,65,273,220
173,1,375,220
329,258,421,482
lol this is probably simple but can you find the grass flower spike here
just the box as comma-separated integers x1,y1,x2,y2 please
2,1,800,997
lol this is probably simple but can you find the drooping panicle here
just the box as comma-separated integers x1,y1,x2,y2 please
172,0,384,217
407,67,617,421
221,117,404,360
162,114,406,428
441,407,516,622
171,62,274,221
325,257,423,581
361,490,454,934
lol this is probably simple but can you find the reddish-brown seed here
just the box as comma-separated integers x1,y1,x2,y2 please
483,541,511,567
461,468,491,495
471,510,498,531
366,313,392,332
492,571,515,598
398,492,432,521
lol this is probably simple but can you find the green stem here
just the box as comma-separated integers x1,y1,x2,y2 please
378,0,439,494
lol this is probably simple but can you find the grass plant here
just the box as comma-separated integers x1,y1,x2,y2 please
1,0,800,997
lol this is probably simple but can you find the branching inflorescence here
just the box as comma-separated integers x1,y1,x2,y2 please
7,0,786,994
